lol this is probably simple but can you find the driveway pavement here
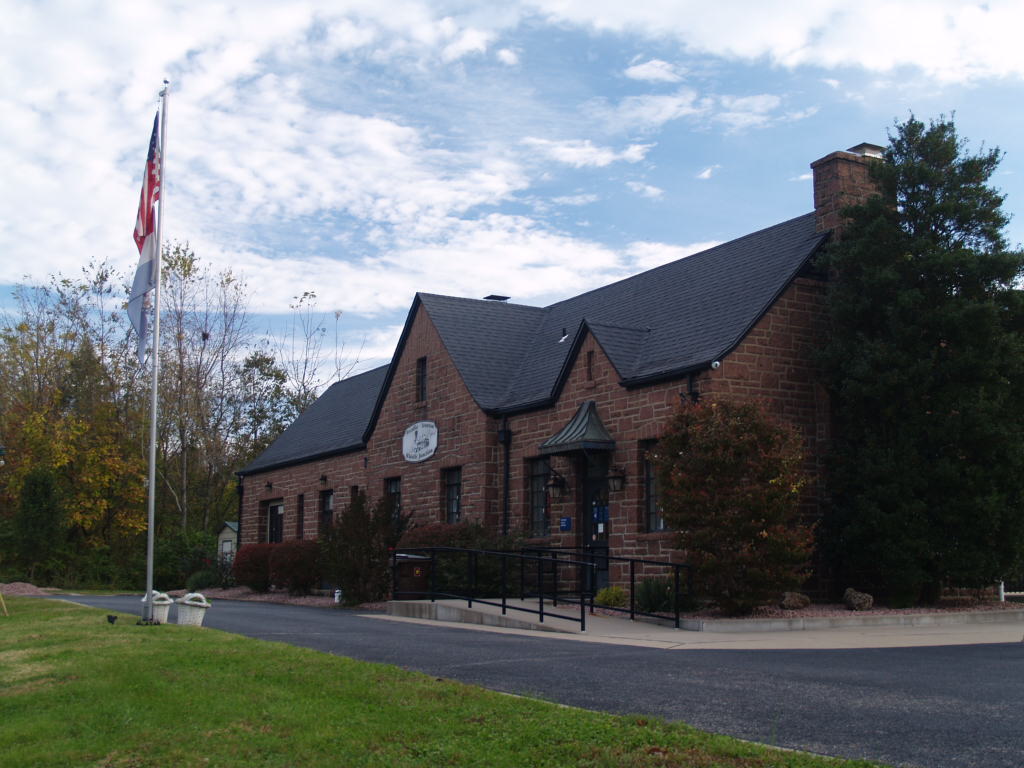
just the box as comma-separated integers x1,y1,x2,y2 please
50,594,1024,768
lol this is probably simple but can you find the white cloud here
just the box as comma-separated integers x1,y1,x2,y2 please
592,86,816,134
496,47,519,65
696,164,720,180
624,58,682,82
626,181,664,199
522,137,652,167
3,0,1022,331
822,78,840,89
441,26,493,62
552,193,599,206
591,88,707,131
713,93,782,131
526,0,1024,84
789,172,813,182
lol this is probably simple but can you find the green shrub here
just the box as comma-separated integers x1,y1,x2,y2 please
232,543,273,592
636,577,673,613
594,585,627,608
154,530,217,590
320,492,407,605
186,569,218,592
269,540,320,595
399,522,518,597
214,557,235,588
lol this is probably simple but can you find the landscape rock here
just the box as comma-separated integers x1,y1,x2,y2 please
843,587,874,611
780,591,811,610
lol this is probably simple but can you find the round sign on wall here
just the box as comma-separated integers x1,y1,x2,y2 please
402,421,438,463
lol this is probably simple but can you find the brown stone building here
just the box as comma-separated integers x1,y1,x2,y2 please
236,143,881,588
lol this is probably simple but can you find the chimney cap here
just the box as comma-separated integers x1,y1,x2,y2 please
846,142,885,159
483,294,510,302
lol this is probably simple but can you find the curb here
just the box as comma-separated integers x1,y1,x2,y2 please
387,600,569,633
681,608,1024,633
388,599,1024,635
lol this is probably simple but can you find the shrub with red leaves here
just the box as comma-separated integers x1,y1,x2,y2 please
651,399,813,615
269,540,321,595
232,543,274,593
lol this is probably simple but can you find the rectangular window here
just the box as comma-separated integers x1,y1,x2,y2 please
444,467,462,524
643,442,666,532
319,490,334,535
529,458,550,538
385,477,402,519
295,493,305,539
586,349,594,381
415,356,427,402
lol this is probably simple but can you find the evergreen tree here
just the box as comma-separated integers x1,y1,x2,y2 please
821,116,1024,604
15,466,65,582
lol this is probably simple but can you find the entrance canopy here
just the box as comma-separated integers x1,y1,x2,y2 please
539,400,615,455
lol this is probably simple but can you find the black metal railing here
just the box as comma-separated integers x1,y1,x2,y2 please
522,547,694,629
392,546,695,631
391,547,595,631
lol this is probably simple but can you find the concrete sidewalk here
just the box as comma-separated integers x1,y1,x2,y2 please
381,598,1024,650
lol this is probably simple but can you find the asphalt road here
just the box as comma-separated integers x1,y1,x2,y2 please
52,595,1024,768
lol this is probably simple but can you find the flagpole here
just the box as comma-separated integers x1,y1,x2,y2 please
143,82,169,623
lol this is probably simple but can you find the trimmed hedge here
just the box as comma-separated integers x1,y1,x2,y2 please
232,543,274,592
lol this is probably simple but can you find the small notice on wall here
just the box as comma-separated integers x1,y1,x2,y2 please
559,517,572,532
402,421,438,463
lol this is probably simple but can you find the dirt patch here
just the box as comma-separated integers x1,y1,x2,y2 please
0,582,54,596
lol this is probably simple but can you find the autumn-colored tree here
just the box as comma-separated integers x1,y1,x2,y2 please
651,400,813,615
0,266,147,585
0,248,355,587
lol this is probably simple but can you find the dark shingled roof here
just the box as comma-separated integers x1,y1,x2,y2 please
238,364,388,475
418,294,545,409
425,212,825,410
240,212,826,473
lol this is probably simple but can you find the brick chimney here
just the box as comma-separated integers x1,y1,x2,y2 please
810,143,884,238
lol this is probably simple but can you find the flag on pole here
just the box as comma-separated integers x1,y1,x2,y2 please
128,112,162,363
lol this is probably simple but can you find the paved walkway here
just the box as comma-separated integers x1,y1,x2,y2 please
383,597,1024,649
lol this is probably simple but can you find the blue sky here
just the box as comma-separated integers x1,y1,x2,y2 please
4,1,1024,378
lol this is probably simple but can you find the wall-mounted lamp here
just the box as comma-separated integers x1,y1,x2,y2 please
319,474,328,484
607,468,627,492
264,481,273,491
546,467,571,499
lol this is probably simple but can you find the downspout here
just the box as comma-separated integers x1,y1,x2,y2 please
499,417,512,537
235,475,243,550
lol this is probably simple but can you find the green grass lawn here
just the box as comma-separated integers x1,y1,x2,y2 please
0,597,885,768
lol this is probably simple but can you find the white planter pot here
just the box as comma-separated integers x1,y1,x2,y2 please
175,593,212,626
